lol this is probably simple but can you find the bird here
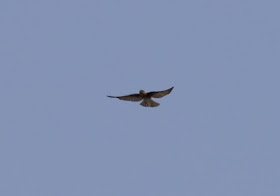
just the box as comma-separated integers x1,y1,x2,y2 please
107,87,174,107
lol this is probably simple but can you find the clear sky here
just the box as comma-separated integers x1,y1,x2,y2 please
1,1,279,196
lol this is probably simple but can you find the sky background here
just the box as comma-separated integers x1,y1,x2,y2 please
1,0,280,196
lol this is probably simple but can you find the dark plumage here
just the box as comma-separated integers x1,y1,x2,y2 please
107,87,174,107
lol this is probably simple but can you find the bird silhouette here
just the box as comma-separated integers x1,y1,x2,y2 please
107,87,174,107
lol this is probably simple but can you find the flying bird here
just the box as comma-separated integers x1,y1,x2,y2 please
107,87,174,107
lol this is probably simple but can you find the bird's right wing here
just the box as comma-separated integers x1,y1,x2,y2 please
107,94,143,102
147,87,174,98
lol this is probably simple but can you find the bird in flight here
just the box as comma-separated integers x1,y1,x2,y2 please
107,87,174,107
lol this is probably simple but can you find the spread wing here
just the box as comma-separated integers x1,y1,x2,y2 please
147,87,174,98
107,93,143,102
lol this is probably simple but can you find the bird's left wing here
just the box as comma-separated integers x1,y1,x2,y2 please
147,87,174,98
107,93,143,102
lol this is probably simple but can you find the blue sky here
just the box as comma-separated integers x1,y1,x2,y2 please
1,1,279,195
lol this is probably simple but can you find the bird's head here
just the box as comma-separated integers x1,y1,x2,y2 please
139,90,146,95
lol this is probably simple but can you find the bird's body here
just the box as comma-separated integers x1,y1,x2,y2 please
107,87,174,107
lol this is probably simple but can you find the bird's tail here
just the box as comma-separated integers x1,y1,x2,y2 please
140,99,160,107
